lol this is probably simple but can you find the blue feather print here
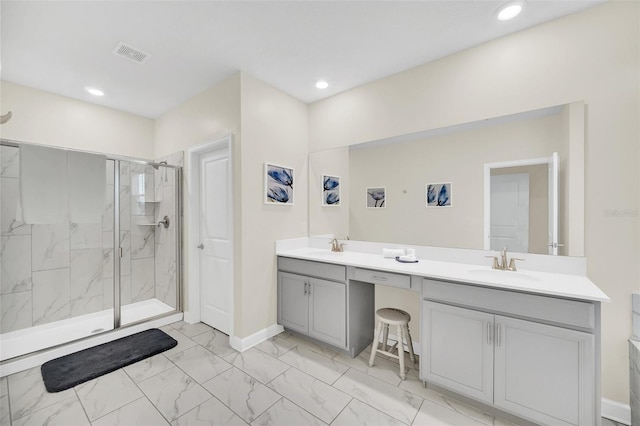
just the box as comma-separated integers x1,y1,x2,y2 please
267,186,290,203
437,184,450,206
367,189,385,208
268,167,293,188
325,192,339,205
323,176,339,191
427,185,436,205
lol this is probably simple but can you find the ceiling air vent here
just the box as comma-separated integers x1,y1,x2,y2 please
112,42,150,64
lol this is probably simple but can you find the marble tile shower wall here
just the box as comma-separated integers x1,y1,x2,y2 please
0,146,181,334
1,145,108,333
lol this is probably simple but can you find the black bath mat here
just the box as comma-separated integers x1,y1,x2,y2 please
41,328,177,392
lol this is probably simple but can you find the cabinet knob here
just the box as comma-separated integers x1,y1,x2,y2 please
197,243,204,250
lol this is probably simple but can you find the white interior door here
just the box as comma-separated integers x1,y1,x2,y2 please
198,146,232,334
490,173,529,253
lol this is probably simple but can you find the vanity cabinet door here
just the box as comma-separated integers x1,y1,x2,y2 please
308,277,346,348
278,272,309,335
494,315,595,426
422,301,494,404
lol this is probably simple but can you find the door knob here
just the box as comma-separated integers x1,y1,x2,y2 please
197,244,204,249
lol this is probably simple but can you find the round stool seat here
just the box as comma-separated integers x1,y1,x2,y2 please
376,308,411,326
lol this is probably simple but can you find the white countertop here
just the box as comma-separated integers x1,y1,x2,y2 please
276,247,609,302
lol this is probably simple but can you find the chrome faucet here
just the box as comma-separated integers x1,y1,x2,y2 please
329,238,345,252
486,246,524,271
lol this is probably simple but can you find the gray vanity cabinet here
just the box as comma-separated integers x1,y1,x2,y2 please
308,277,346,347
493,315,594,426
277,258,347,349
278,272,311,335
422,301,494,404
421,279,597,426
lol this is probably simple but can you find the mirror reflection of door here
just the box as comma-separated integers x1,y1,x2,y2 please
490,173,530,252
488,163,551,255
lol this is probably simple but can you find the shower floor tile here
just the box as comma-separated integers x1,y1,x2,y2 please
1,321,621,426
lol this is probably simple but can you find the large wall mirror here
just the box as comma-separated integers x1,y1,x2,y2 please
308,102,585,257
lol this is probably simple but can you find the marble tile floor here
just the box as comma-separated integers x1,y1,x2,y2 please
0,321,625,426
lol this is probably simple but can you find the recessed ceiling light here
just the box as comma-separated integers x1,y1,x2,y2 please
315,80,329,89
85,87,104,97
496,2,523,21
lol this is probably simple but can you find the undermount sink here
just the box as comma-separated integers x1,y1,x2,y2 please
467,268,539,282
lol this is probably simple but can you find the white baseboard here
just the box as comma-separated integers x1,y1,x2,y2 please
182,310,199,324
602,398,631,425
229,324,284,352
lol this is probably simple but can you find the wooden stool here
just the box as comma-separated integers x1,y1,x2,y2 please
368,308,415,380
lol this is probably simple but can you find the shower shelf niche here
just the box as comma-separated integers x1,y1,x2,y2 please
132,196,161,203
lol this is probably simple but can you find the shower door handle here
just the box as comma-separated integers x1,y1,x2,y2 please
197,244,204,250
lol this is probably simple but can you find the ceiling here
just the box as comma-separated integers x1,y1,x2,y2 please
1,1,604,119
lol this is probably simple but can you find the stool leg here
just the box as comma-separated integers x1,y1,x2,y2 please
382,323,389,352
397,325,406,380
404,324,416,363
369,321,383,367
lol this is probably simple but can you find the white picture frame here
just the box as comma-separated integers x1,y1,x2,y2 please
366,187,386,208
322,174,340,206
265,162,294,205
426,182,452,207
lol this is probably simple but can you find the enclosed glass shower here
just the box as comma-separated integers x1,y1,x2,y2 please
0,140,182,361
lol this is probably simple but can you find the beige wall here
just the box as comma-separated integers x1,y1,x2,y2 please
309,1,640,404
308,147,350,238
154,74,242,159
1,81,154,158
154,73,242,322
155,72,309,340
348,113,563,251
238,73,309,337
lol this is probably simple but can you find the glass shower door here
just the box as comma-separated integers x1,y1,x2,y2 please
119,161,178,326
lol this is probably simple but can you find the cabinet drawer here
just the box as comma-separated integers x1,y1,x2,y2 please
353,268,410,289
278,257,346,282
423,279,595,330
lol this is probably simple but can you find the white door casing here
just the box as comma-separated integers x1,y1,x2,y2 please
548,152,560,255
186,135,233,335
483,153,559,255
